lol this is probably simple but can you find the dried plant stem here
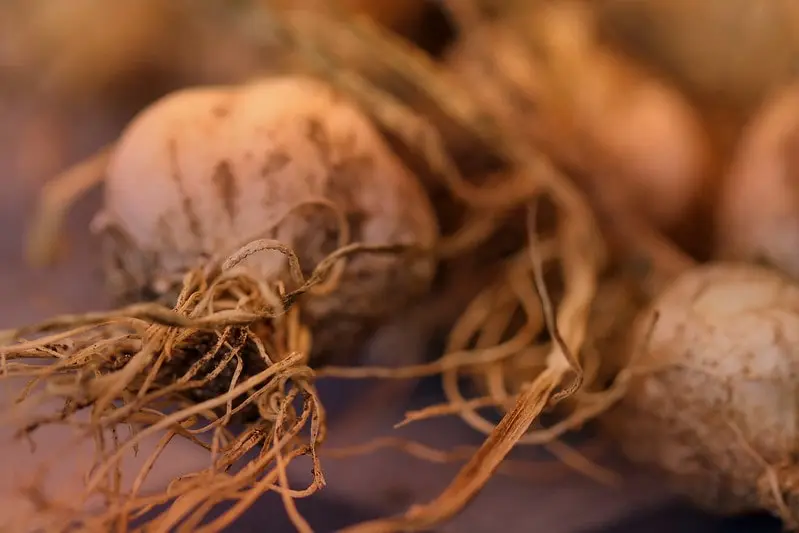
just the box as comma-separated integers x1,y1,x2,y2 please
26,144,114,267
341,371,559,533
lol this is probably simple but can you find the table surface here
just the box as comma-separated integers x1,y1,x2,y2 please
0,101,782,533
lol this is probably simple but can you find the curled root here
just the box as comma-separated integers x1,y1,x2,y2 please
0,238,418,532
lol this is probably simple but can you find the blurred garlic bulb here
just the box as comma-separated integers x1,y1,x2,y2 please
716,85,799,278
447,0,713,233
